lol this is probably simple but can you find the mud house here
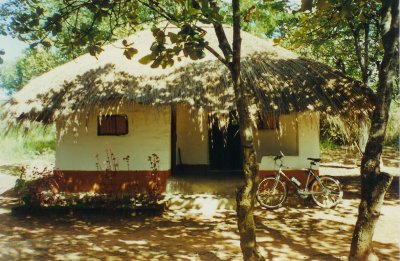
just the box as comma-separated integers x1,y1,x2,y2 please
2,25,371,195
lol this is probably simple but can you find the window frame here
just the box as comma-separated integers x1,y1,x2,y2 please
257,112,280,130
97,114,129,136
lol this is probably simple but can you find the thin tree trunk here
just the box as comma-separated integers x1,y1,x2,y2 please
210,1,263,259
349,1,398,260
235,81,262,261
348,18,370,152
231,1,262,260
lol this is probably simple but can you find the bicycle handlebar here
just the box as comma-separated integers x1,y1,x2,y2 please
273,151,285,161
273,152,285,168
273,154,321,168
307,157,321,163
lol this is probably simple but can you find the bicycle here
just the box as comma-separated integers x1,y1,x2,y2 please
256,153,343,209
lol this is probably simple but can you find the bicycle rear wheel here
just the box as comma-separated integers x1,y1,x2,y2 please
257,177,287,209
311,176,343,208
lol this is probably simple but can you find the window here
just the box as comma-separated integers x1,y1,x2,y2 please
97,115,128,136
258,112,279,130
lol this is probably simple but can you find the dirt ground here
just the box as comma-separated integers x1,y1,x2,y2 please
0,147,399,261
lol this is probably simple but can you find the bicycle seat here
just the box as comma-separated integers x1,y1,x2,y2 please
307,158,321,162
274,155,283,161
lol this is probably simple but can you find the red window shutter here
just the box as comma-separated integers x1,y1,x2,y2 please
115,115,128,134
98,115,128,135
258,112,279,130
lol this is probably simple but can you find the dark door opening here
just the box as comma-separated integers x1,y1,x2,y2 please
209,115,242,170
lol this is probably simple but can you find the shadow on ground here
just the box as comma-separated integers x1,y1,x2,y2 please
321,147,399,168
0,179,399,261
0,147,398,260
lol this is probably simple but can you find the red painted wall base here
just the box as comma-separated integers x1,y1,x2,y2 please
54,170,171,194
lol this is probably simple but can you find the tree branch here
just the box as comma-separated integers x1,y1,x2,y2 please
232,0,241,72
209,1,232,63
204,44,228,66
348,20,368,85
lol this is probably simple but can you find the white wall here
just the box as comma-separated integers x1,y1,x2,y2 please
259,112,320,170
55,104,171,171
175,104,208,165
255,113,299,161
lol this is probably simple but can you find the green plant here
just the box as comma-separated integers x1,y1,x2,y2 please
95,148,122,171
14,167,64,207
385,104,400,147
320,115,356,146
23,139,56,154
148,153,160,198
0,120,56,166
320,138,339,150
122,155,131,170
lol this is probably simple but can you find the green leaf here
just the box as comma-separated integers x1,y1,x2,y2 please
292,42,301,48
41,40,52,48
172,46,182,54
168,32,179,44
316,0,330,11
151,26,160,37
36,7,44,15
52,23,62,36
150,56,163,68
138,54,155,65
188,8,201,16
156,30,165,43
195,50,205,59
123,47,138,60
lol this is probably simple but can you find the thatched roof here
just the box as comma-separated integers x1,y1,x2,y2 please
2,25,372,130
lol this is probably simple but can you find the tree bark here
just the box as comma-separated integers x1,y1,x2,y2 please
210,1,263,259
349,1,398,260
231,1,262,260
234,78,263,261
349,21,369,153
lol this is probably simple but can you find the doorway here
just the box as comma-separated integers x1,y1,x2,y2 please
209,115,242,170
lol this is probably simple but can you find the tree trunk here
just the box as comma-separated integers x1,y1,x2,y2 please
234,77,263,261
211,1,263,259
349,1,398,260
231,1,263,260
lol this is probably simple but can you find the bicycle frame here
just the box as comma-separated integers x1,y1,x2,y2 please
272,159,325,195
257,155,343,209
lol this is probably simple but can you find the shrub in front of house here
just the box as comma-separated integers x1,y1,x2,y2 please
13,166,164,209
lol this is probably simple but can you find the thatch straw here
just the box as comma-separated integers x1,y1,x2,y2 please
1,25,372,131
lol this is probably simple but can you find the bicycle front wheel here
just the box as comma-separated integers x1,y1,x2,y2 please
257,177,287,209
311,176,343,208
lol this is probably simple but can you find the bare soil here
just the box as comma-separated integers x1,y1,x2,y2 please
0,147,398,261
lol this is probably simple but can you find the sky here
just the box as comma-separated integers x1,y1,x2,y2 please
1,36,27,63
0,0,28,63
0,87,8,100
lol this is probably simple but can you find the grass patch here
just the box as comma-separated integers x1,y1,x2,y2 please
0,165,23,176
0,120,56,167
23,139,56,154
384,103,400,147
320,138,340,150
